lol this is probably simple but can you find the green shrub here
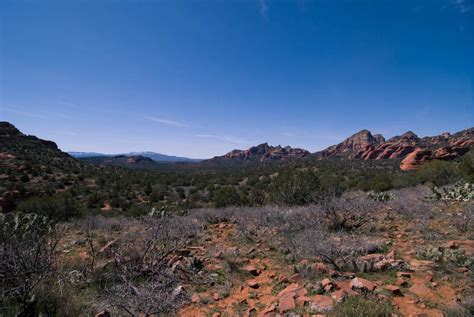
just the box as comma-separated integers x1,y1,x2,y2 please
415,160,459,186
15,194,83,221
212,186,243,208
459,149,474,183
270,169,320,205
329,296,392,317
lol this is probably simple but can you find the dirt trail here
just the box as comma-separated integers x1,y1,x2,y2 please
181,223,291,316
180,218,470,317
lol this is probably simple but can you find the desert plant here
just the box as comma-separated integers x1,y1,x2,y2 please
329,296,392,317
367,191,394,202
0,213,61,315
15,193,83,221
100,215,201,316
415,245,472,268
320,197,375,231
269,169,321,205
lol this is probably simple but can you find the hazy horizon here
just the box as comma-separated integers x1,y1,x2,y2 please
1,0,473,158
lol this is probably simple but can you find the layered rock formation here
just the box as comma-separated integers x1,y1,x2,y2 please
209,143,310,162
317,128,474,170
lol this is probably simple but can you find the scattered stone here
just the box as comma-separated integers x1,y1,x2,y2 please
279,296,296,313
409,284,432,297
378,294,389,300
191,294,200,303
423,275,433,282
396,272,411,278
242,265,260,276
321,278,332,288
261,304,277,316
331,289,346,303
310,295,334,313
278,283,299,298
350,277,377,292
335,280,358,295
296,295,312,306
431,282,438,288
385,285,403,296
297,288,308,297
247,280,259,289
213,292,220,301
419,303,426,309
396,277,408,287
289,273,303,283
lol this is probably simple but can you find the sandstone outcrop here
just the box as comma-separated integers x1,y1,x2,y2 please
317,127,473,170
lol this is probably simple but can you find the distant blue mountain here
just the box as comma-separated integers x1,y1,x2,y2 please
68,151,202,162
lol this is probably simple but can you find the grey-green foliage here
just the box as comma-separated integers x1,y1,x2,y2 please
149,206,166,218
1,212,53,237
0,213,59,310
415,245,472,268
431,182,474,202
367,191,394,202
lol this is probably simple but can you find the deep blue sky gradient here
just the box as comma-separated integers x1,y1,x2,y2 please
1,0,473,158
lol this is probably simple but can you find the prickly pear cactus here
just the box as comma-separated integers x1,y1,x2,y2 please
148,206,166,218
415,244,472,267
367,191,394,202
431,182,474,202
0,212,53,239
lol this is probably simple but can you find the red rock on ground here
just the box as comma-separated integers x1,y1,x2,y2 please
278,295,296,313
191,294,200,303
310,295,334,313
331,289,346,303
247,280,259,288
385,284,403,296
350,277,377,292
242,265,260,276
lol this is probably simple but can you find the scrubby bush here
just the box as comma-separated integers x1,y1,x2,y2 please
270,169,321,205
320,197,375,231
15,194,83,221
0,213,61,315
329,296,392,317
415,160,459,186
459,149,474,183
100,215,203,316
212,186,244,208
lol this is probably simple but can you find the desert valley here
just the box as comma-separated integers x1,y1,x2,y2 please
2,1,473,316
1,121,473,316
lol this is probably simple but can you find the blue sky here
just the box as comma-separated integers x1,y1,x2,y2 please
1,0,473,158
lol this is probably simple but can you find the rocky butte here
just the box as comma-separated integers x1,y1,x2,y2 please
316,128,474,170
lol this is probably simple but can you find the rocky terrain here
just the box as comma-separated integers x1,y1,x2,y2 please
207,143,310,163
49,186,473,317
1,121,474,316
316,128,474,170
